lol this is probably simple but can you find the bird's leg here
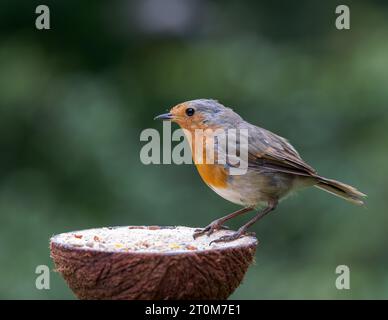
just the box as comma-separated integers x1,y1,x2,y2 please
210,200,278,244
193,207,254,239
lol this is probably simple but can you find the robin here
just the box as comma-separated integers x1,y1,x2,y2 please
155,99,366,243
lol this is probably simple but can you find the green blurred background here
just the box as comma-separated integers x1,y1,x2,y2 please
0,0,387,299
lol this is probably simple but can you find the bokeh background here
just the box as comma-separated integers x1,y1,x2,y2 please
1,0,387,299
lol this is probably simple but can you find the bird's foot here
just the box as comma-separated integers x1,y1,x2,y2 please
209,228,255,245
193,221,229,239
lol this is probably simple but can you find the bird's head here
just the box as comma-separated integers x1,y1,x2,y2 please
154,99,241,131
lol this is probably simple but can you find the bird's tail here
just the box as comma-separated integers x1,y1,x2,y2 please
315,176,366,206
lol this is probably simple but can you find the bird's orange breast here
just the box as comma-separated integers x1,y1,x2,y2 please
181,125,229,189
195,163,228,189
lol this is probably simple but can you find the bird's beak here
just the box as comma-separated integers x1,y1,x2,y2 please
154,112,173,121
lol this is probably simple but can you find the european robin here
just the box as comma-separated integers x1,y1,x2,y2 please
155,99,366,243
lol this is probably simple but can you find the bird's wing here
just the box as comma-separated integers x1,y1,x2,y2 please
246,125,317,177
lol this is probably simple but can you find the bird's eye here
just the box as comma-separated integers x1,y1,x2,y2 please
185,108,195,116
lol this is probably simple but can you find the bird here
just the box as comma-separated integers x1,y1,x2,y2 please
154,99,366,243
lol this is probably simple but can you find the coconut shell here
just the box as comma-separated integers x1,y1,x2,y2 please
50,226,257,300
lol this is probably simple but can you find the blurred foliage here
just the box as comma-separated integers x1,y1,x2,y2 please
0,0,388,299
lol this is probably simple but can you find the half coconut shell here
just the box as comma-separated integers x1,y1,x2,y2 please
50,226,257,300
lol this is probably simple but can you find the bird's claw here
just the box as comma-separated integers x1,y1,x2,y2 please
193,223,229,239
209,230,256,245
